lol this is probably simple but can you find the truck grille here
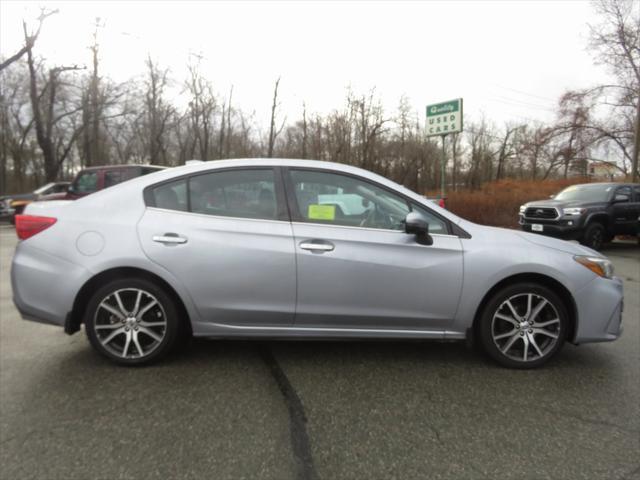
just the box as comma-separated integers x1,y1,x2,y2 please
524,207,559,220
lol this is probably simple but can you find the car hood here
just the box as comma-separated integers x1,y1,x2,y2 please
467,222,601,257
1,193,37,202
523,199,603,209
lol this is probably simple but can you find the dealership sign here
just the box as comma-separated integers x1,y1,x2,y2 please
426,98,463,137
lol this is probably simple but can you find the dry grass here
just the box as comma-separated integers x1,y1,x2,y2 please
440,178,591,228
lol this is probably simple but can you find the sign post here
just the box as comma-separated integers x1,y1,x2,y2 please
426,98,463,200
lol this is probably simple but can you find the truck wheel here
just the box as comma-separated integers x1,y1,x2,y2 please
582,222,605,250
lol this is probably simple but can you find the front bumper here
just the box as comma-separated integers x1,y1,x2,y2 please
572,275,624,343
519,215,585,240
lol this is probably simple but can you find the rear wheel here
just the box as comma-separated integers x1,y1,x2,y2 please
581,222,606,250
478,283,568,369
84,278,181,365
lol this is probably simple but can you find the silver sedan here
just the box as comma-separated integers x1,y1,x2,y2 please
11,159,623,368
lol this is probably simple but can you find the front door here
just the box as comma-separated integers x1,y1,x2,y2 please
137,167,296,327
284,168,464,331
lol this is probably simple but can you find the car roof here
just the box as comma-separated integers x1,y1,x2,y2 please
77,164,166,172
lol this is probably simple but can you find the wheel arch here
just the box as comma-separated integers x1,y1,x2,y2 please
585,213,610,230
65,266,192,336
470,272,578,344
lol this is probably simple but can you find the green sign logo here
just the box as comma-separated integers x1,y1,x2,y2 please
426,100,460,117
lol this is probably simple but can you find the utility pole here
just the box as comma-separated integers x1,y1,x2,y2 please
633,95,639,182
440,134,446,199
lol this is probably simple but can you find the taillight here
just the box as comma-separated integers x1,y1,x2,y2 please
15,215,57,240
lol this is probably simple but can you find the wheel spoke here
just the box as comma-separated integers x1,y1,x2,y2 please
95,323,122,330
136,300,158,321
100,327,125,346
522,336,529,361
505,300,520,320
529,333,544,357
501,333,521,354
529,299,548,322
139,326,162,343
114,291,128,316
133,332,144,357
525,294,532,318
495,313,519,327
139,321,165,328
494,329,517,340
122,331,132,357
133,290,143,316
99,302,124,320
533,318,560,328
533,328,558,339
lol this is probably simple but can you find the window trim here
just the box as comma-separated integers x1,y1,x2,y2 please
143,166,290,222
282,166,459,236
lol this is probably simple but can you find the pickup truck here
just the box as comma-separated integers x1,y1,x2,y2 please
519,182,640,250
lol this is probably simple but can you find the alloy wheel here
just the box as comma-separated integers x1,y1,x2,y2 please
491,293,562,363
93,288,167,359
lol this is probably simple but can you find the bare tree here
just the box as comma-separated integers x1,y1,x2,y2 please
267,77,285,158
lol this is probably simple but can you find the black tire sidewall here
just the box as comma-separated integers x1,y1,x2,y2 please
582,222,605,250
84,278,179,365
478,283,568,369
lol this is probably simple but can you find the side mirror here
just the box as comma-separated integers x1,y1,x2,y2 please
404,212,433,246
613,194,629,203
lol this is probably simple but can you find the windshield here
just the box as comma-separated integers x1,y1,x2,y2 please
554,184,613,202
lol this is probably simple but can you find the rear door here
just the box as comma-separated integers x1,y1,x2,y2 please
137,167,297,327
284,168,463,331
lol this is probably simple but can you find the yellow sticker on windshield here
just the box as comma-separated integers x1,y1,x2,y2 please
308,204,335,220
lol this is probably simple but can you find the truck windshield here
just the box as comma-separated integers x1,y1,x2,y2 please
554,184,613,202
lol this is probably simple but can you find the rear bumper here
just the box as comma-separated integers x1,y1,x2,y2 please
11,242,89,328
573,275,624,343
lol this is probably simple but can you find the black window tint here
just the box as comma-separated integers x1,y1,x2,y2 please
616,186,631,202
104,170,124,188
289,170,410,230
411,204,448,234
74,172,98,193
153,179,188,212
634,186,640,201
189,169,277,220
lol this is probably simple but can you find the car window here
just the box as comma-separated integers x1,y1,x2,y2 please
634,186,640,202
73,172,98,194
189,169,278,220
52,184,68,193
410,204,448,234
555,184,613,202
152,179,188,212
615,186,631,202
289,169,409,230
104,170,125,188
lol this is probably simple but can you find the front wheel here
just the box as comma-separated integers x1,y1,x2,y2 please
84,278,181,365
581,222,606,250
478,283,568,369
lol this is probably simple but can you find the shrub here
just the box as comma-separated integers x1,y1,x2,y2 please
439,178,590,228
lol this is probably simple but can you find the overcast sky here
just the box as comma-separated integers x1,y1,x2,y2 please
1,0,612,132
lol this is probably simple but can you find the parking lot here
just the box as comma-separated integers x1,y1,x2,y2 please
0,224,638,480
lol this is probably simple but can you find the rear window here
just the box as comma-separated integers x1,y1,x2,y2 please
73,172,98,194
151,179,188,212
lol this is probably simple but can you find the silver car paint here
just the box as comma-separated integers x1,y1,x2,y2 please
11,159,623,344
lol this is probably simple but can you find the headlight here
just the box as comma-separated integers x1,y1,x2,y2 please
574,255,614,279
563,207,585,216
519,205,526,214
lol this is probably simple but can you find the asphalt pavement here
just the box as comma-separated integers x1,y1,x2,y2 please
1,224,638,480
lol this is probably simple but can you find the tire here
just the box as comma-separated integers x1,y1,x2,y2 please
478,283,568,369
84,278,181,365
581,222,606,250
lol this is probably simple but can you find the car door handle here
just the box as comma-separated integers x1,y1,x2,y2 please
299,241,334,252
153,233,188,245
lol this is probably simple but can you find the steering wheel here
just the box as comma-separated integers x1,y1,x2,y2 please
360,206,394,229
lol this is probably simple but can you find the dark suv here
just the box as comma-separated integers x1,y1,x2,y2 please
519,182,640,250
